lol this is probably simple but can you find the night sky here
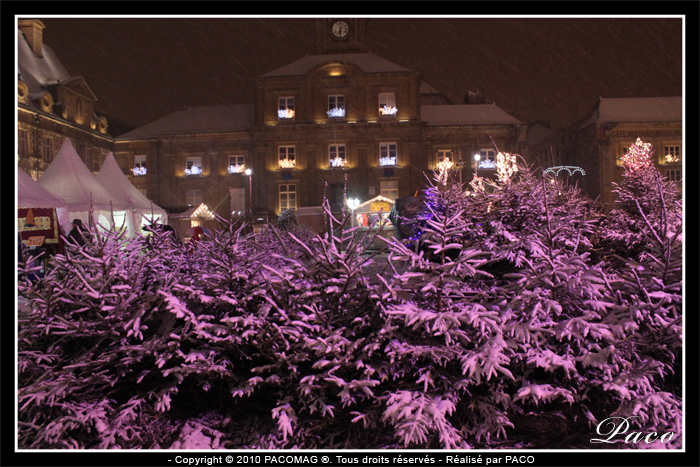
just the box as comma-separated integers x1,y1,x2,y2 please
38,17,683,134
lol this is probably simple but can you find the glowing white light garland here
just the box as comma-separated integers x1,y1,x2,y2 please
543,166,586,177
621,138,653,171
469,176,485,193
380,156,397,166
228,164,246,174
437,159,454,184
327,108,345,118
478,159,497,169
278,109,295,119
665,154,680,163
380,105,397,116
279,159,296,169
330,156,347,168
184,166,202,176
132,167,147,175
496,152,518,182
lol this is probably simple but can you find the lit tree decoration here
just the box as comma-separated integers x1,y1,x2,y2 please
278,109,295,119
380,105,397,116
132,167,147,176
436,159,453,184
184,166,202,176
228,164,245,174
496,152,518,182
469,176,485,194
379,155,397,166
327,108,345,118
621,138,653,171
279,159,296,169
330,156,347,168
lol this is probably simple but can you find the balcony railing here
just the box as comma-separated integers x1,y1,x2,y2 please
228,164,246,174
330,157,347,168
184,166,202,176
278,109,295,119
279,159,296,169
327,108,346,118
379,156,397,166
132,167,147,176
379,105,398,116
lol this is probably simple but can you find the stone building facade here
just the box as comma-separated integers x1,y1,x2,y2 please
534,97,682,208
114,18,529,224
17,20,114,180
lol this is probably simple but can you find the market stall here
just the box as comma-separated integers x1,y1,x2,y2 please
350,195,398,248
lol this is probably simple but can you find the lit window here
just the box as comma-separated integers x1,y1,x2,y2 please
330,144,346,167
380,142,397,166
43,136,52,163
479,149,497,169
279,146,296,169
327,95,345,118
618,147,628,167
278,97,295,119
437,149,453,165
185,157,202,175
187,189,202,206
378,92,397,115
666,169,682,182
134,155,147,175
279,184,296,211
228,155,246,173
664,145,681,164
380,180,399,201
18,129,28,158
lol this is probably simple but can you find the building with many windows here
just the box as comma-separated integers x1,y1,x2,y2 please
114,18,529,228
17,19,115,180
533,97,682,208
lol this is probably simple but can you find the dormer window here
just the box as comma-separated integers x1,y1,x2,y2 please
378,92,397,116
185,157,202,175
379,142,397,166
133,155,147,175
327,94,345,118
278,96,295,120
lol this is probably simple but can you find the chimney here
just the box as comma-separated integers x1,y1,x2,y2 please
18,19,46,56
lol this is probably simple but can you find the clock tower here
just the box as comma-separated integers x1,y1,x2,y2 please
315,18,369,55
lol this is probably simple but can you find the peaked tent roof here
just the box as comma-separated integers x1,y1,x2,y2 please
17,168,66,209
38,138,132,212
96,153,167,216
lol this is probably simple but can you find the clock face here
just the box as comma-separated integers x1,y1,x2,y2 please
332,21,349,38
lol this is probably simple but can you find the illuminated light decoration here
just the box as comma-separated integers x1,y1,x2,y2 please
478,159,497,170
330,156,347,168
437,159,454,185
665,153,680,163
192,204,214,219
380,156,397,166
184,166,202,176
278,109,295,119
228,164,246,174
543,166,586,177
327,108,346,118
347,198,360,210
132,167,147,176
379,105,398,116
356,195,395,210
621,138,653,171
496,152,519,182
278,159,296,169
469,176,485,193
487,202,493,213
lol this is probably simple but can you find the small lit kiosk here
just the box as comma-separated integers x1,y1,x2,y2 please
350,195,397,248
167,203,215,240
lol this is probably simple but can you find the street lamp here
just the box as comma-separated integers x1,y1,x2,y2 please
244,168,252,214
474,153,481,179
347,197,360,227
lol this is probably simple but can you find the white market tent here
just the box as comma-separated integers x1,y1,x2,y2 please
37,138,133,235
96,152,167,234
18,167,66,209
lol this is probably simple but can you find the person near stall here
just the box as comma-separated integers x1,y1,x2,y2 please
67,219,89,246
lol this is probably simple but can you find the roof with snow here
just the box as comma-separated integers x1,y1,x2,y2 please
17,30,71,96
596,97,682,124
38,138,132,212
17,168,66,209
96,153,167,218
260,53,413,77
117,104,254,140
421,104,522,126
